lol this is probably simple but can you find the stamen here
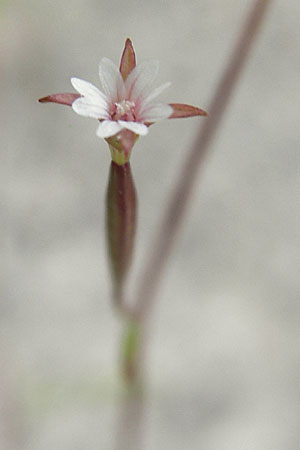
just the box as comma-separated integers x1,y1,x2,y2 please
113,100,135,121
115,100,135,116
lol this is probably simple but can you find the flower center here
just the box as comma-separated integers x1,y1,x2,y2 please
112,100,135,121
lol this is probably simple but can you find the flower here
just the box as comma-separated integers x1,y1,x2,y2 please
71,59,172,137
39,39,207,165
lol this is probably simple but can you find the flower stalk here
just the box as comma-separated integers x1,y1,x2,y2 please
121,320,142,385
38,37,208,386
105,162,144,387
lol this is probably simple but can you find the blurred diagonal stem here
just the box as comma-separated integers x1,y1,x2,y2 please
113,1,272,448
128,0,272,374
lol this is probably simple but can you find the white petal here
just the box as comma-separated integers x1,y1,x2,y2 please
143,82,171,104
99,57,125,102
96,120,122,138
72,97,109,119
140,103,173,122
125,60,159,102
118,120,148,136
71,77,107,104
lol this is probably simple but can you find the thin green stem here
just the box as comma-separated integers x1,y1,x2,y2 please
120,320,143,387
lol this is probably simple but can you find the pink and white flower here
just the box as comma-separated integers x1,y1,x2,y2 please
71,57,173,139
39,39,207,165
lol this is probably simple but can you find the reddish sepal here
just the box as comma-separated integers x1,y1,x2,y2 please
38,93,80,106
169,103,207,119
119,38,136,81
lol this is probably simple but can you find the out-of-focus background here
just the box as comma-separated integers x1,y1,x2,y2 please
2,0,300,449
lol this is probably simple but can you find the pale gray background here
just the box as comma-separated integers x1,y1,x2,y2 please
2,0,300,449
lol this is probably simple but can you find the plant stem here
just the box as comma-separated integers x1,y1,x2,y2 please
133,0,272,324
121,319,144,386
114,376,145,450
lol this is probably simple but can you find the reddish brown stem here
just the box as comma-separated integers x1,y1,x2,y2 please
133,0,272,323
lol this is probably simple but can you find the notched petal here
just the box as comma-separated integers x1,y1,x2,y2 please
119,38,136,81
99,57,125,101
71,78,107,103
119,120,148,136
125,60,159,102
168,103,208,119
141,103,173,122
72,97,109,119
96,120,122,138
143,81,171,104
38,93,80,106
